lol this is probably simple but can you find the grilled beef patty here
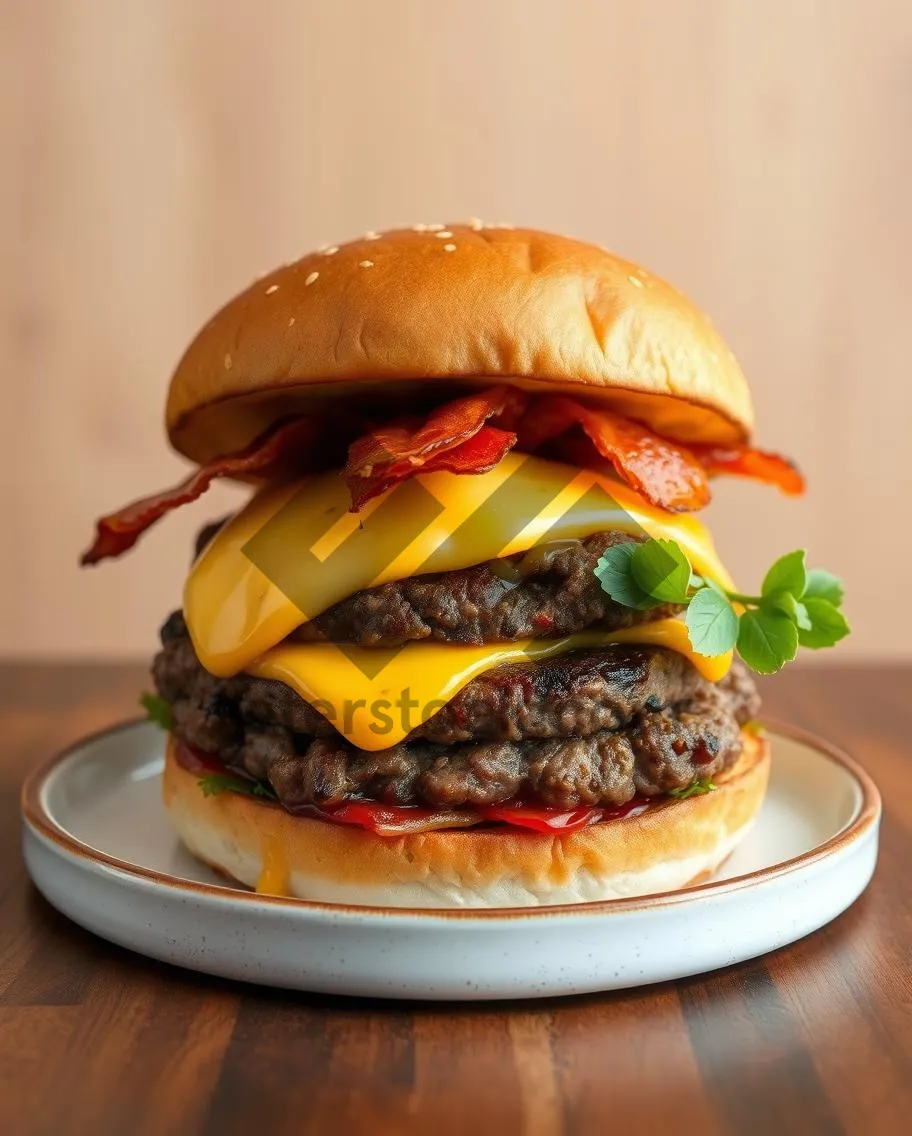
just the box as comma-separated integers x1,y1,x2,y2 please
154,613,759,811
195,521,679,646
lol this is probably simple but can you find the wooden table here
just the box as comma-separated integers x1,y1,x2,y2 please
1,663,909,1135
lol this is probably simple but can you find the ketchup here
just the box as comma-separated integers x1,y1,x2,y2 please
176,741,655,835
174,741,229,776
478,797,651,834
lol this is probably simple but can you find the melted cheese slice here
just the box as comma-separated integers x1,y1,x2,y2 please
256,834,291,895
186,452,734,678
249,621,732,752
184,453,735,750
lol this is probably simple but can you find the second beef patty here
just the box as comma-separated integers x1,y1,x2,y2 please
154,613,759,811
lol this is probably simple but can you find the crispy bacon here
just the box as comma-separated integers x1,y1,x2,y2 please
343,384,525,506
692,445,806,496
517,395,712,512
80,418,317,565
81,382,805,566
347,424,517,509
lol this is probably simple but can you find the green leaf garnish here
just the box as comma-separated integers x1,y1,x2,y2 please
629,539,692,604
798,597,850,649
685,587,739,655
140,692,172,730
594,537,849,676
803,568,844,606
594,543,659,610
761,549,807,600
668,778,717,799
767,591,812,631
198,773,278,801
737,608,799,674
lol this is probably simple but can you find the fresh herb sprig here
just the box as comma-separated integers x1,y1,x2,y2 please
140,692,172,730
198,773,278,801
668,778,717,799
595,540,849,674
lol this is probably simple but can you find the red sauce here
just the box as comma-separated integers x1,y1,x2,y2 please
175,741,655,835
478,797,651,833
174,742,228,776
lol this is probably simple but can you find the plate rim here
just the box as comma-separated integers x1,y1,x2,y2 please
21,716,881,921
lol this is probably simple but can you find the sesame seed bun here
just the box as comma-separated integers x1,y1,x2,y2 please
162,731,769,908
167,224,754,464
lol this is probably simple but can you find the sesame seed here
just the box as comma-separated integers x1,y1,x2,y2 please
364,230,380,240
288,317,296,326
359,260,374,268
468,217,484,230
627,275,644,289
322,246,339,256
265,284,279,295
443,243,456,252
427,224,445,232
223,353,232,370
435,231,454,239
412,223,428,232
305,271,319,285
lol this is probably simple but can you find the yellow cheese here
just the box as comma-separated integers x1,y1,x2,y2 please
249,621,732,752
186,452,734,678
255,834,290,895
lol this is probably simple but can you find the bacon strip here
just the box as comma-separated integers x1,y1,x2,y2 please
80,418,316,565
692,445,806,496
347,425,517,510
82,384,804,565
517,395,712,512
343,384,524,507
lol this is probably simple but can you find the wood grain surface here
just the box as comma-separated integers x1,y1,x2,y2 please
3,0,912,659
1,662,909,1135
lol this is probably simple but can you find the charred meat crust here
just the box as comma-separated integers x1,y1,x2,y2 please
154,615,759,811
294,530,679,645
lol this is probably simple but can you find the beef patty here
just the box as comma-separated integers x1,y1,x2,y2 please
154,613,759,811
195,521,679,646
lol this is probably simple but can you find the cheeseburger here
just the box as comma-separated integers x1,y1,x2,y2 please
82,223,848,907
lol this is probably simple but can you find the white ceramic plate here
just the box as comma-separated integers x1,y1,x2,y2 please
21,720,880,1000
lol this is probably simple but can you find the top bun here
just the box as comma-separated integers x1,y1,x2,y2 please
167,223,754,464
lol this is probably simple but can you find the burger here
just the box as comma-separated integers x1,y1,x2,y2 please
82,222,848,907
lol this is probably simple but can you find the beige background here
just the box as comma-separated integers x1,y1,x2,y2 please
2,0,910,659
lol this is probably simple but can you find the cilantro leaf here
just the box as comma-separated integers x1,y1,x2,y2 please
198,774,236,798
685,587,739,656
198,773,278,801
594,543,660,610
803,568,844,606
737,608,799,674
668,778,717,799
140,692,171,730
766,591,812,631
591,537,849,677
798,597,850,649
629,539,692,604
762,549,807,600
251,781,279,800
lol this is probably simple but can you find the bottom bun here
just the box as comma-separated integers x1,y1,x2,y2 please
163,732,769,908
